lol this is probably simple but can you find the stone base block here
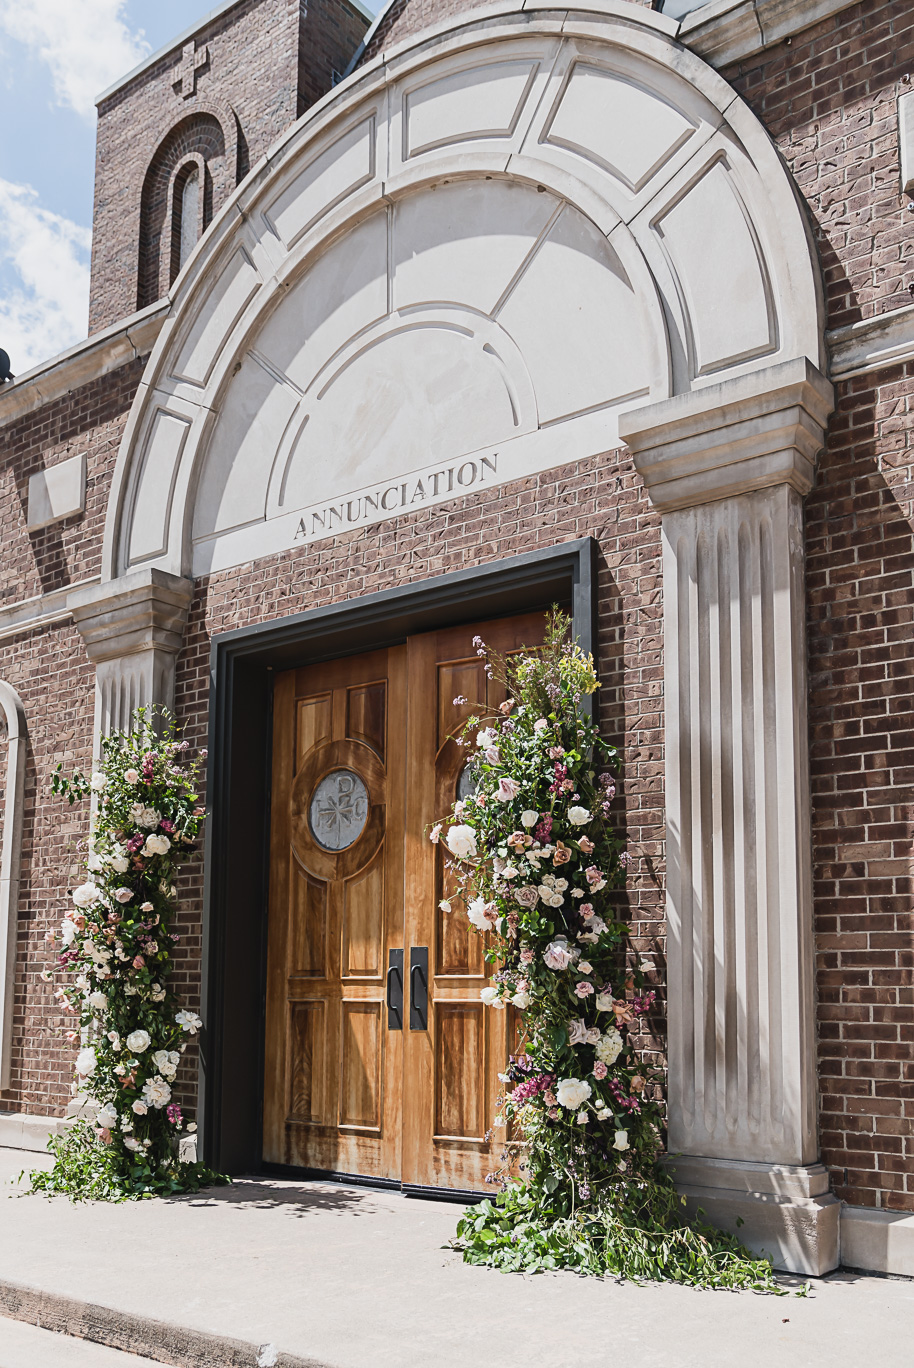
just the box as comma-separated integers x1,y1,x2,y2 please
842,1205,914,1277
668,1155,840,1276
0,1111,55,1153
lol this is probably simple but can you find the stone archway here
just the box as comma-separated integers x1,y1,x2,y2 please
72,0,837,1273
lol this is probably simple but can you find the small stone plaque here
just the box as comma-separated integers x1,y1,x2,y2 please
309,769,369,851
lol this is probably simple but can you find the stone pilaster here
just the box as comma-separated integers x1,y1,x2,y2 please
619,358,839,1276
69,568,194,740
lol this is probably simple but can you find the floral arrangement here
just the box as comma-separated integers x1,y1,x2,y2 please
435,613,783,1289
31,708,226,1201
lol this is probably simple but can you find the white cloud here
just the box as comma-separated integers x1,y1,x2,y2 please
0,179,92,374
0,0,148,120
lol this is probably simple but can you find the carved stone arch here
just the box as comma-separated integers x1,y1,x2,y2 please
137,99,240,311
0,680,26,1091
107,2,824,583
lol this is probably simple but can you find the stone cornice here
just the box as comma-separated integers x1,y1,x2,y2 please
619,357,834,513
679,0,859,68
0,303,167,429
69,568,194,663
827,305,914,382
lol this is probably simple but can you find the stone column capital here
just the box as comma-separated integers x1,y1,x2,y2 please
619,356,834,513
69,568,194,664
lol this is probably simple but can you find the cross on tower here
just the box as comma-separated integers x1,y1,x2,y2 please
172,41,209,99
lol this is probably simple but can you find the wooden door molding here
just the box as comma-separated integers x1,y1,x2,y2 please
202,537,597,1174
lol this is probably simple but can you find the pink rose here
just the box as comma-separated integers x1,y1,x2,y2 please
569,1018,588,1045
543,939,573,971
593,1061,608,1080
114,887,134,904
520,948,534,964
132,955,145,969
495,777,521,803
585,866,606,891
485,747,500,765
514,885,538,909
580,903,594,920
578,836,594,854
575,981,595,997
552,842,572,866
429,824,442,845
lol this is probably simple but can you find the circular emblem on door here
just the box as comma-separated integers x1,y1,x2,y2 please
309,769,370,850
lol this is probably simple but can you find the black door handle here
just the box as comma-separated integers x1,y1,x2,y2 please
410,946,429,1031
386,949,404,1030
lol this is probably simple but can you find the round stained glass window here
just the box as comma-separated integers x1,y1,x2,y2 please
309,769,369,851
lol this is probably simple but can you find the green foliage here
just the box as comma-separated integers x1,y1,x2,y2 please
30,1122,225,1202
454,1178,790,1292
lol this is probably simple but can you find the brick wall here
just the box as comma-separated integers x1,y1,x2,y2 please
89,0,368,333
807,362,914,1212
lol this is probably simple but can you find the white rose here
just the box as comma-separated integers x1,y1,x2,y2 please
142,834,171,857
142,1076,172,1109
466,897,492,932
130,804,161,829
60,919,77,946
438,900,452,914
90,772,107,792
153,1049,179,1078
511,989,529,1010
568,806,591,826
132,1099,148,1115
476,728,497,749
520,810,539,828
150,983,166,1003
495,777,521,803
533,719,549,732
125,1029,151,1053
88,991,108,1014
595,991,614,1012
124,1136,140,1152
72,882,100,909
88,853,105,872
113,887,134,904
109,856,130,874
96,1104,118,1129
576,1111,589,1125
176,1010,202,1034
595,1028,624,1067
107,1031,121,1051
614,1130,630,1152
75,1047,96,1077
124,769,140,784
446,824,477,860
556,1077,591,1110
479,986,504,1008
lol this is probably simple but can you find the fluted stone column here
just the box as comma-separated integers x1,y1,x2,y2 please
69,568,194,741
620,358,839,1276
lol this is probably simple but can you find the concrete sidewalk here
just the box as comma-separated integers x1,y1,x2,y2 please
2,1148,913,1368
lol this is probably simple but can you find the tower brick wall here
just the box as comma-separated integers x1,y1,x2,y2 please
88,0,369,333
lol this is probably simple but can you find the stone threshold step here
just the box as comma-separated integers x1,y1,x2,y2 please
0,1280,327,1368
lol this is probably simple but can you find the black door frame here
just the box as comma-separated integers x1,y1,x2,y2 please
199,536,599,1172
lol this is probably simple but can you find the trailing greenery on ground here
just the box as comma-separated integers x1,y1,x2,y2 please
435,613,783,1289
30,708,227,1201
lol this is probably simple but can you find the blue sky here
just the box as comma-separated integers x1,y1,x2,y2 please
0,1,380,375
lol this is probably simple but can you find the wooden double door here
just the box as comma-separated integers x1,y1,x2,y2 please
262,613,543,1191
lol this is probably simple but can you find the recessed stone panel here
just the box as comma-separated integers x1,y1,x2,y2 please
403,60,539,158
263,116,376,249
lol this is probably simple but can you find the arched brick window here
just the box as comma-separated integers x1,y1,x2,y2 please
137,109,237,309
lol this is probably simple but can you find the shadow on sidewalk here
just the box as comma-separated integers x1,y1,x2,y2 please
166,1175,388,1219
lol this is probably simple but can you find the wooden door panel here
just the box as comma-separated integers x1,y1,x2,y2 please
264,649,406,1179
290,861,328,977
343,855,385,978
403,610,546,1192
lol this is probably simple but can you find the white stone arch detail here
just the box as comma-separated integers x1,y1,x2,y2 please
0,680,26,1091
103,0,824,582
